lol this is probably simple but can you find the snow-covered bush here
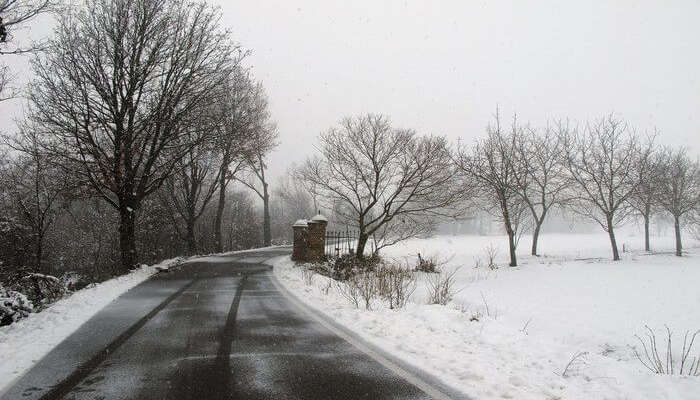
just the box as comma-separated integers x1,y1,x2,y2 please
414,252,438,273
321,254,381,281
0,285,34,326
60,271,91,292
13,273,67,308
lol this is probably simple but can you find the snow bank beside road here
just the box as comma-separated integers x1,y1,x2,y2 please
0,257,182,392
272,233,700,400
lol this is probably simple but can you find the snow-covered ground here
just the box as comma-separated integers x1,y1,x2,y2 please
0,257,183,392
272,232,700,400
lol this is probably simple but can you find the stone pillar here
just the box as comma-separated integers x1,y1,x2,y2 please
292,219,308,261
306,214,328,262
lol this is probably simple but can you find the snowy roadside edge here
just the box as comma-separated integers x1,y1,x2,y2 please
192,245,291,259
265,255,471,400
0,256,184,393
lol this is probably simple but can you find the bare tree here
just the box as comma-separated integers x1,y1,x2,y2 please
456,112,526,267
268,170,315,243
299,114,462,258
0,0,56,100
211,70,271,252
562,115,649,261
27,0,238,272
238,138,278,247
163,128,221,255
512,121,572,256
628,143,662,252
656,148,700,257
1,125,64,272
235,88,278,247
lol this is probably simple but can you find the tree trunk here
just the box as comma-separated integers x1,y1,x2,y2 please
356,233,369,259
118,207,137,272
185,218,196,255
643,213,651,252
674,215,683,257
507,231,517,267
502,206,517,266
214,172,227,253
35,233,44,273
531,222,542,256
262,182,271,247
607,217,620,261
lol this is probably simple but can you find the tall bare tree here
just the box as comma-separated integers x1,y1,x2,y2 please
211,70,271,252
512,121,572,256
163,128,220,255
627,142,662,252
562,115,650,261
299,114,462,258
656,148,700,257
238,126,278,247
456,112,526,267
27,0,238,272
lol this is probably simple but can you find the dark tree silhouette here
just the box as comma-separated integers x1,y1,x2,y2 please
28,0,239,272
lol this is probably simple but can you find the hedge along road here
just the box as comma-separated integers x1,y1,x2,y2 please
1,248,466,400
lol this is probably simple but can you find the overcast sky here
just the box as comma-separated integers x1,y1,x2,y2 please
2,1,700,180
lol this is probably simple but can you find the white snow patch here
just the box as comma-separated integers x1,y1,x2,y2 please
0,256,183,392
272,233,700,400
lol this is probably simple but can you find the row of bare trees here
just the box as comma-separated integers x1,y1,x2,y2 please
458,112,700,265
298,112,700,265
0,0,279,282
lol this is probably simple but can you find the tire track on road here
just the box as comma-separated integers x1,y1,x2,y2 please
39,279,199,400
212,273,248,397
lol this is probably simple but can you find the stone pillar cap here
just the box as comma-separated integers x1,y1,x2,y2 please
310,214,328,222
293,219,309,227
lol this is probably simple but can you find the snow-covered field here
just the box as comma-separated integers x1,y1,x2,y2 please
272,232,700,400
0,257,183,392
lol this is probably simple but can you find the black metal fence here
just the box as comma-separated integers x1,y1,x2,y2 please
324,229,358,258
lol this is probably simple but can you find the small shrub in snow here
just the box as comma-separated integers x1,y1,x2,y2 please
376,261,417,309
300,267,315,286
474,245,499,270
631,325,700,376
0,285,34,326
414,253,438,273
484,244,499,270
335,280,361,308
426,266,460,305
353,271,379,310
319,276,333,295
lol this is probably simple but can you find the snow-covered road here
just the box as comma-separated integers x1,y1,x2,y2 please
1,248,460,400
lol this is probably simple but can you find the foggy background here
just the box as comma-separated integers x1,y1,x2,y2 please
2,0,700,181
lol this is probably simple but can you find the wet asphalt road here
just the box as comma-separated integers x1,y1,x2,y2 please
1,249,448,400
